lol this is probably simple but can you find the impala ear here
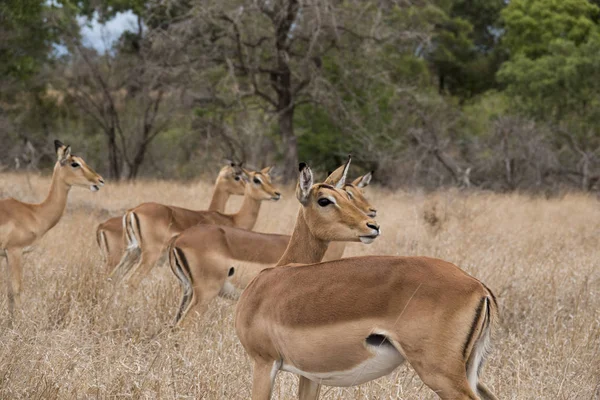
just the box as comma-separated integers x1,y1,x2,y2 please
240,168,251,183
55,140,71,164
324,155,351,189
353,171,373,188
296,162,313,204
261,166,274,175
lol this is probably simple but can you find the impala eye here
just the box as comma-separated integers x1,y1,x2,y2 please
318,198,332,207
346,190,354,200
234,176,241,181
253,177,261,184
71,162,80,168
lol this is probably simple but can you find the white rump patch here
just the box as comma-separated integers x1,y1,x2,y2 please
126,213,139,249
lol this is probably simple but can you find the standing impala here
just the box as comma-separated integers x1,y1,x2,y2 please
96,162,246,272
1,140,104,317
111,167,281,288
235,162,498,400
168,164,375,327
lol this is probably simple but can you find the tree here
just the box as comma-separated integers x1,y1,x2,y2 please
498,0,600,189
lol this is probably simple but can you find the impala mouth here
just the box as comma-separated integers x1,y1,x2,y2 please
359,235,378,244
90,185,100,192
272,194,281,201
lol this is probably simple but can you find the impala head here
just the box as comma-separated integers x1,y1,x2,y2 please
216,160,246,196
326,166,376,218
54,140,104,191
296,158,380,244
242,166,281,201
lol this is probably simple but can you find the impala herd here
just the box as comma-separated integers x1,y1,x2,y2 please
1,140,498,400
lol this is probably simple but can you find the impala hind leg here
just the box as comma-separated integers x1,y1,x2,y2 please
125,247,162,288
176,278,225,328
5,249,22,319
298,376,321,400
477,383,498,400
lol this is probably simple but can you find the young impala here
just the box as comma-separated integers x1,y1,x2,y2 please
235,162,498,400
111,167,281,288
168,162,375,327
96,162,246,272
1,140,104,318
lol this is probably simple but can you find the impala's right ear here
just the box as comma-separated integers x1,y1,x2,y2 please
240,168,251,183
352,171,373,188
296,162,313,204
55,140,71,165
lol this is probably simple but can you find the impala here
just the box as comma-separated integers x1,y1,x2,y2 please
1,140,104,318
111,167,281,288
96,161,246,272
168,163,375,327
235,162,498,400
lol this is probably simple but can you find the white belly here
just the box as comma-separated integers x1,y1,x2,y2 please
281,343,404,387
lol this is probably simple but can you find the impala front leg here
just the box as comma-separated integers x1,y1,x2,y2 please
5,248,23,318
251,360,278,400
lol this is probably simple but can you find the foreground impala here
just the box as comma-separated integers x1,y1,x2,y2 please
235,162,498,400
168,165,375,327
96,162,246,272
1,140,104,318
111,167,281,287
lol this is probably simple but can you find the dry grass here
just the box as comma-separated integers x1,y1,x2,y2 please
1,172,599,399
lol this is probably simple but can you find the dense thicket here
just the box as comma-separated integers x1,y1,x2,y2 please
2,0,600,190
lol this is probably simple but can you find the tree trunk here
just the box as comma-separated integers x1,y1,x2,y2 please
279,107,298,182
128,140,148,180
107,127,121,180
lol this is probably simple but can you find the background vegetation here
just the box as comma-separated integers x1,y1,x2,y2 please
3,0,600,189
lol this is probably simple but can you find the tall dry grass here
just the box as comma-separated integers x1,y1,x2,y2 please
0,172,599,399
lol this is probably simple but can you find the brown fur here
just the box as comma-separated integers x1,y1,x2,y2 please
0,141,104,320
96,163,244,272
234,163,498,400
168,171,376,327
111,167,281,287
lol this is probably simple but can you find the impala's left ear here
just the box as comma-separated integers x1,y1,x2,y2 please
352,171,373,188
324,155,351,189
55,140,71,165
261,166,274,175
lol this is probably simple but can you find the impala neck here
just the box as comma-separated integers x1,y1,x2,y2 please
208,183,230,212
232,193,262,231
276,209,329,267
38,163,71,234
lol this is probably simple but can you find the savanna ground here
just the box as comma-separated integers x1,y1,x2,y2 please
0,171,599,399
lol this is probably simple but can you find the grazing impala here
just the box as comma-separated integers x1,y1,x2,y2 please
235,162,498,400
1,140,104,317
96,162,246,272
111,167,281,288
168,163,375,327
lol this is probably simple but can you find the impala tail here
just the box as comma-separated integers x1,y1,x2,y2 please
168,238,194,326
109,211,142,281
466,290,499,400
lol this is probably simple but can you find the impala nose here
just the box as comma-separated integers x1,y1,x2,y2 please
366,222,380,234
368,208,377,217
273,192,281,201
98,178,105,187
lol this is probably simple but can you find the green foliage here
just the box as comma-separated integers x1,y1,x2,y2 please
498,0,600,149
0,0,55,82
501,0,600,59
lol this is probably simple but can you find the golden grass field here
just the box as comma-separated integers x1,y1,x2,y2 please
0,171,599,399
